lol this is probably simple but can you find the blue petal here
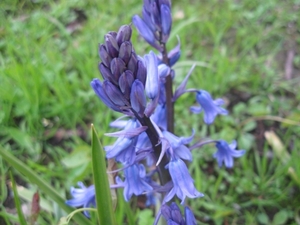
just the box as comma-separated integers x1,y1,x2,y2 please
130,79,146,117
160,4,172,42
90,78,119,111
214,140,245,168
194,90,228,124
185,207,197,225
132,15,157,47
144,51,159,99
66,182,96,217
123,164,153,201
164,158,204,204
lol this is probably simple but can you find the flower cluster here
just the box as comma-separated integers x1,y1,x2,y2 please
66,0,245,223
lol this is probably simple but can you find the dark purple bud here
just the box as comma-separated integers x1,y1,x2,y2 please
99,44,112,67
110,58,126,82
127,52,138,75
116,25,132,46
160,4,172,43
90,78,120,111
169,203,184,224
103,80,128,107
119,70,134,99
161,204,171,220
130,80,146,117
136,60,147,86
108,31,117,38
161,203,185,224
119,41,132,65
98,62,116,84
105,33,119,58
151,2,161,31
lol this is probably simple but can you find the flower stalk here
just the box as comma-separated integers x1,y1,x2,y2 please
65,1,246,224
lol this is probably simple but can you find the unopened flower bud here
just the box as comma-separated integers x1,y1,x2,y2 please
119,70,134,99
119,41,132,64
105,33,119,58
103,80,128,107
98,44,112,67
130,79,146,117
110,58,126,83
116,25,132,46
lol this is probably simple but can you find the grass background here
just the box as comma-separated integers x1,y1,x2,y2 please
1,0,300,224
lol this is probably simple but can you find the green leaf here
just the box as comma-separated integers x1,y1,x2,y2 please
10,172,27,225
264,131,290,163
272,210,289,225
61,145,90,168
137,209,154,225
238,133,255,150
242,121,257,132
0,146,92,225
257,213,269,224
91,125,116,225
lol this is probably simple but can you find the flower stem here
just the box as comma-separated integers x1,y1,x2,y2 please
161,43,174,133
134,112,171,185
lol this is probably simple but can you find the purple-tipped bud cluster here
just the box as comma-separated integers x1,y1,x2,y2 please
132,0,172,50
91,25,148,117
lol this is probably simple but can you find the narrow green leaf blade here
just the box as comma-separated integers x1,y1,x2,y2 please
0,146,92,225
10,172,28,225
91,124,116,225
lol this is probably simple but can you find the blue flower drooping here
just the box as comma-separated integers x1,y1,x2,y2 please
164,158,204,204
214,140,245,168
190,90,228,124
65,182,95,217
116,164,153,201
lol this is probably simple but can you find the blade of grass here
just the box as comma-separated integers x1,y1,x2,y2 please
10,171,28,225
0,146,92,225
91,124,116,225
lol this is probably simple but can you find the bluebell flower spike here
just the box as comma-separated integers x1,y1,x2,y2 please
214,140,245,168
190,90,228,124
